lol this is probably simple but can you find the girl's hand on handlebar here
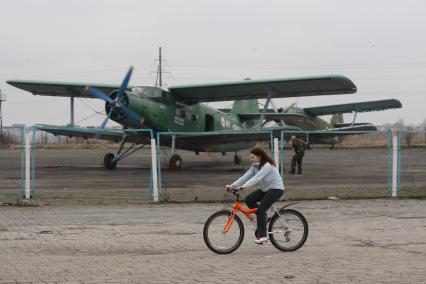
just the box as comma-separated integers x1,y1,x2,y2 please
225,185,232,191
234,186,244,191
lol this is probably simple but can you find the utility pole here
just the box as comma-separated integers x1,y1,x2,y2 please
158,47,162,87
152,46,170,87
0,89,6,146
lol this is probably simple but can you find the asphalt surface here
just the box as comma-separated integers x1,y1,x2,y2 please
0,199,425,283
0,148,425,203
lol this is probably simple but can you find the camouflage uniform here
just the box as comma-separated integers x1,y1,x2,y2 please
290,138,305,174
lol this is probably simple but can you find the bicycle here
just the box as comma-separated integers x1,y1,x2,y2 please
203,189,309,254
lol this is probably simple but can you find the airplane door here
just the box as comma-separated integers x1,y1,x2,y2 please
205,114,214,131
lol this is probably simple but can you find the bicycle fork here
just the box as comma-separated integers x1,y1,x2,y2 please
223,210,236,233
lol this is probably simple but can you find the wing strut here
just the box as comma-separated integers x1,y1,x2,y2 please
257,86,274,128
351,111,358,126
70,96,75,127
270,100,285,126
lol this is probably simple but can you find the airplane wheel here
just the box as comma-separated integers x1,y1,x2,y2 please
169,154,183,170
234,154,242,165
329,144,335,150
103,153,117,170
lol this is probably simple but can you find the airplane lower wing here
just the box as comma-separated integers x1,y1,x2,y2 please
276,124,378,145
309,124,377,137
34,124,152,144
33,124,293,151
238,112,305,122
159,124,377,150
34,123,377,152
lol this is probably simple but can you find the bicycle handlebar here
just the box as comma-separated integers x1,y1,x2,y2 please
226,188,241,200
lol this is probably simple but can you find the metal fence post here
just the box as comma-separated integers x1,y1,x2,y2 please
391,128,399,197
156,133,163,201
387,129,392,193
397,128,401,195
280,131,285,178
24,130,31,199
273,138,279,168
151,138,159,202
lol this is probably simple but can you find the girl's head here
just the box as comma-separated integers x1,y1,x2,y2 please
249,147,276,168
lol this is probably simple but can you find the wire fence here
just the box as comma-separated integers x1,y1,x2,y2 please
1,127,424,203
279,130,391,200
156,131,274,202
30,127,154,203
399,130,426,197
0,126,25,201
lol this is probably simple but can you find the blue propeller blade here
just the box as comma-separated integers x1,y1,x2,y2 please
86,86,111,102
121,105,142,124
96,108,113,139
117,66,134,101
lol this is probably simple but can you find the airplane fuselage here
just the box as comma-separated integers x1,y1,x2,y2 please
114,93,257,152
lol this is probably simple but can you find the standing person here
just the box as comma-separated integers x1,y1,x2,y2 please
290,135,305,174
225,147,284,244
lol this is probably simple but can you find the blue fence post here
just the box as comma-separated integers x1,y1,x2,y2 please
156,132,163,201
31,127,37,199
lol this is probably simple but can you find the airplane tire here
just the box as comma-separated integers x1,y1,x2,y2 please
103,153,117,170
169,154,183,170
234,154,242,165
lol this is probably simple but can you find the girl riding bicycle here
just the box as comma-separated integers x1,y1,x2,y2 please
226,147,284,244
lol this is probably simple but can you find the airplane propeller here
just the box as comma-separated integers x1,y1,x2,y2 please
85,66,143,138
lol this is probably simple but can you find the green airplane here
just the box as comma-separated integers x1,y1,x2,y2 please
7,67,395,169
220,98,402,149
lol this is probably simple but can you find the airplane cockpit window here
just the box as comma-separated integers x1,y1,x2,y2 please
132,86,165,99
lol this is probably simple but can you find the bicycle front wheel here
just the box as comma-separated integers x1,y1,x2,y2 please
203,210,244,254
268,209,308,252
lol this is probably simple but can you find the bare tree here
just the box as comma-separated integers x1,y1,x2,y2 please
404,126,415,148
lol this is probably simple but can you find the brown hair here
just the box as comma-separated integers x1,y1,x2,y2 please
250,147,276,169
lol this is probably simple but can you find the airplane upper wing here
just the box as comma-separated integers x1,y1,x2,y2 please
8,75,356,103
304,99,402,116
168,75,356,104
6,80,127,98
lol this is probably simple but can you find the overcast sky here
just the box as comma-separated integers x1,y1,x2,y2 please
1,0,425,128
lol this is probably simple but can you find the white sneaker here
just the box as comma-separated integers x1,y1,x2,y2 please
254,237,268,244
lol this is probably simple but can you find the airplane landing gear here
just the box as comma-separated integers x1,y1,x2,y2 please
169,154,183,170
102,134,146,170
234,153,242,165
103,153,117,170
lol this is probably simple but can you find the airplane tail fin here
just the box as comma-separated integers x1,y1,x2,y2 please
330,114,343,126
231,99,259,119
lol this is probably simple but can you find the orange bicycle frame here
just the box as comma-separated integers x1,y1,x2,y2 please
223,201,257,233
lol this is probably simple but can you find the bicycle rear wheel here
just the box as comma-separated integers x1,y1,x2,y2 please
268,209,308,252
203,210,244,254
